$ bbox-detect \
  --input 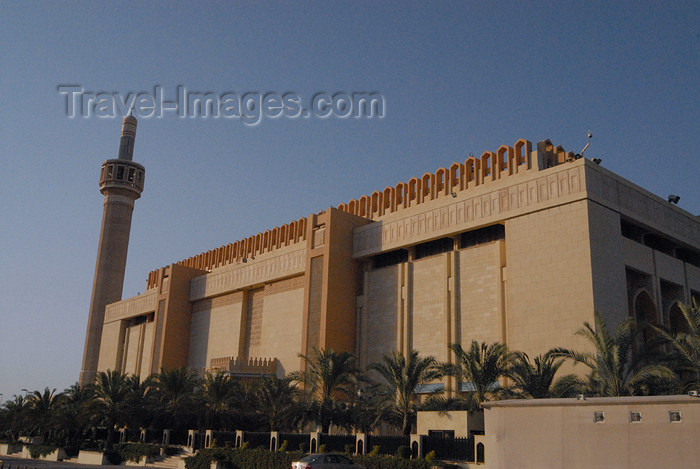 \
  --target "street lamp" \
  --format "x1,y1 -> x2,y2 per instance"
21,388 -> 29,397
